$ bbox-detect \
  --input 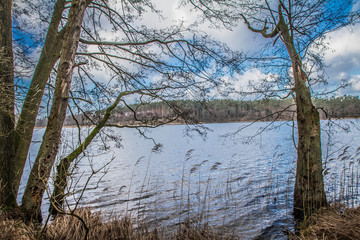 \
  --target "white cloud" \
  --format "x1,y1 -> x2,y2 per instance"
100,1 -> 360,97
318,23 -> 360,95
323,24 -> 360,75
207,68 -> 279,100
133,0 -> 263,52
351,75 -> 360,91
352,1 -> 360,12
